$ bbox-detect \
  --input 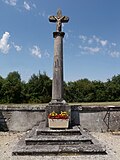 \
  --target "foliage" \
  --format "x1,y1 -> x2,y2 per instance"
0,72 -> 22,103
0,71 -> 120,103
64,75 -> 120,103
26,71 -> 52,103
